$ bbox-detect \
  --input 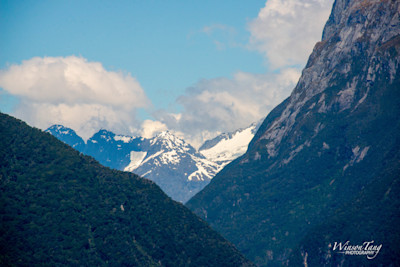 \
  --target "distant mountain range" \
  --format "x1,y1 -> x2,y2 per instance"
187,0 -> 400,266
0,112 -> 253,266
46,122 -> 260,202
